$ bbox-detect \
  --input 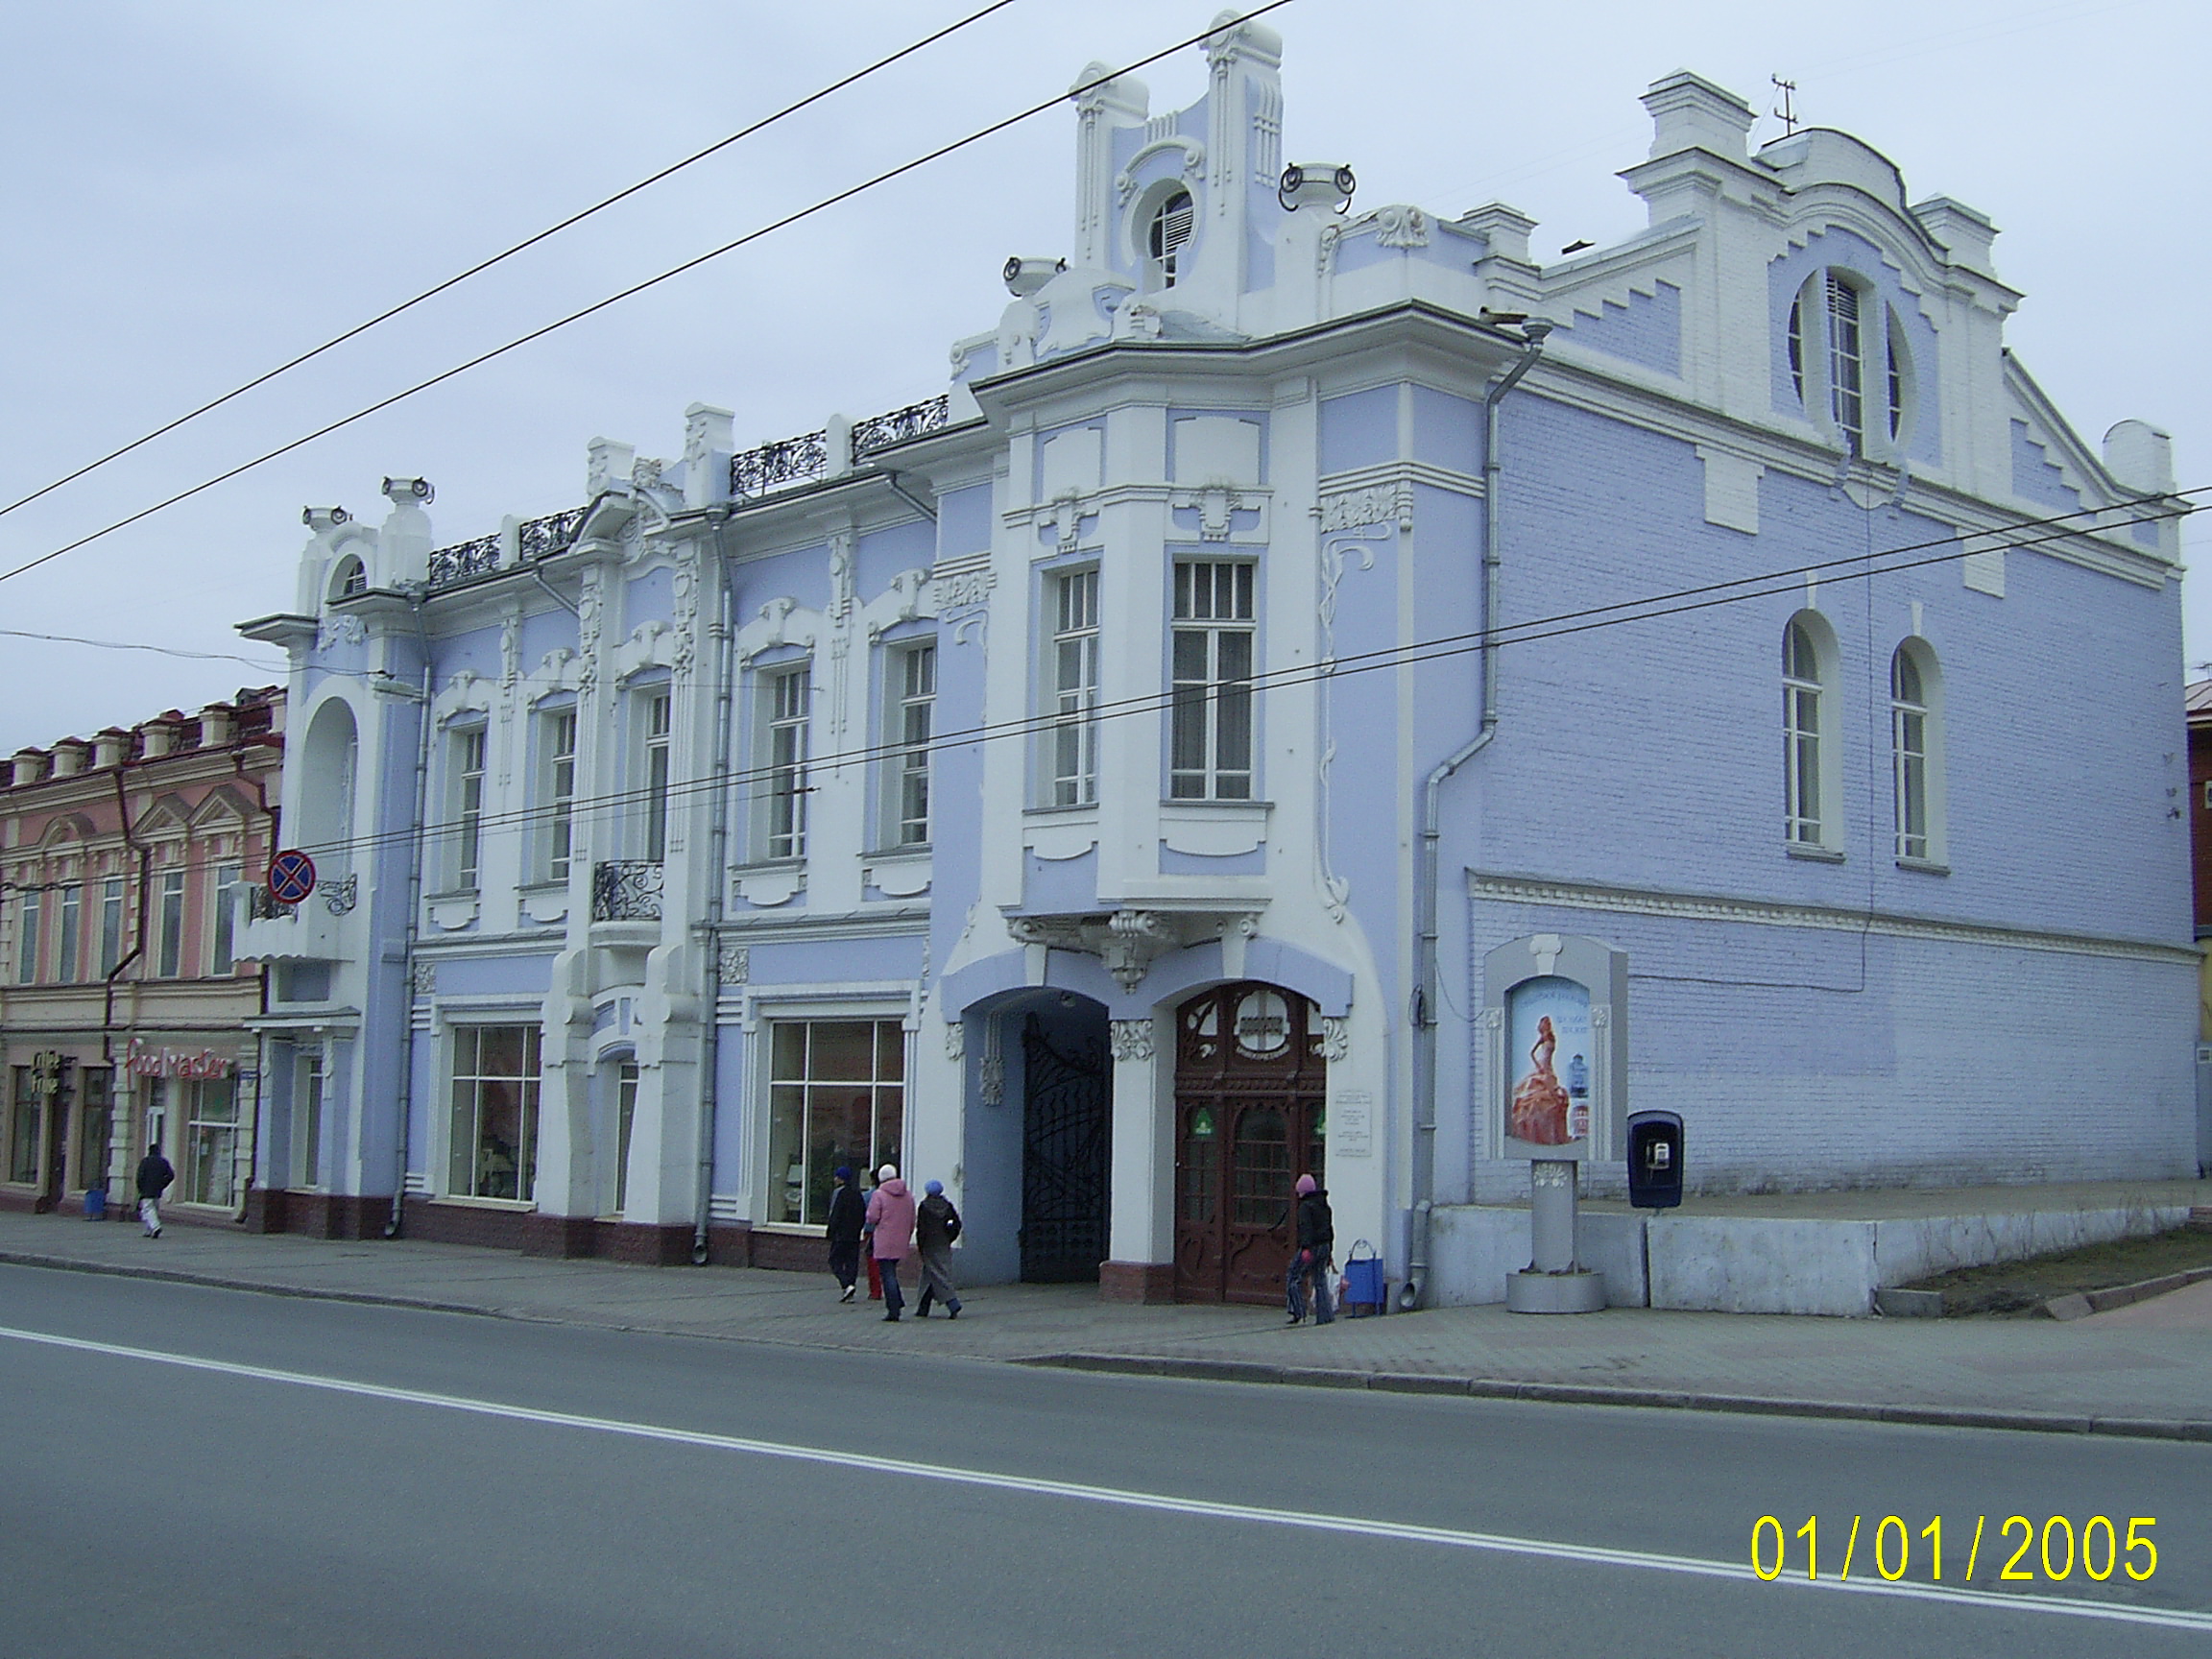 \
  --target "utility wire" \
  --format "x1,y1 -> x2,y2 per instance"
253,488 -> 2196,867
0,0 -> 1025,528
0,627 -> 287,670
0,1 -> 1297,590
